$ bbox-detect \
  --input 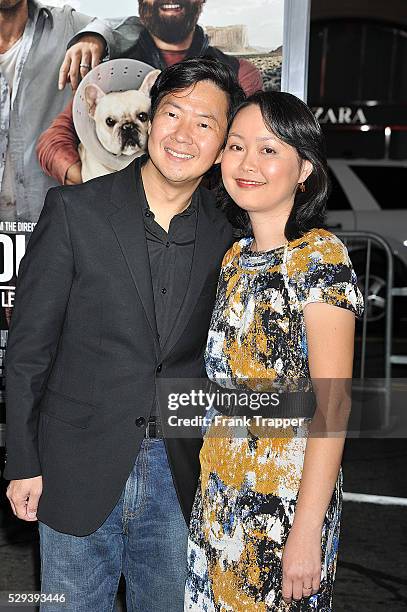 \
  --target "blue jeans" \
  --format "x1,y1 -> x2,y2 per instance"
38,439 -> 188,611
